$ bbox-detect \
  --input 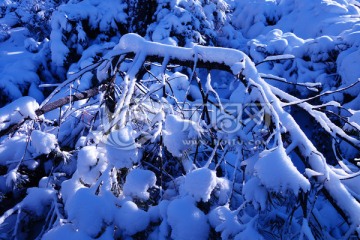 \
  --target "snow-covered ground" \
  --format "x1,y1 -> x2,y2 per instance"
0,0 -> 360,239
